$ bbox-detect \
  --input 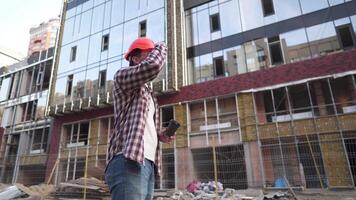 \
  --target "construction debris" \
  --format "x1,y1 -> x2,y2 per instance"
154,187 -> 297,200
